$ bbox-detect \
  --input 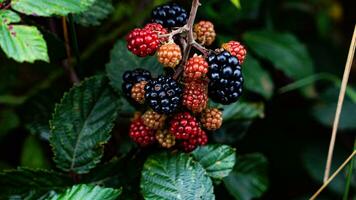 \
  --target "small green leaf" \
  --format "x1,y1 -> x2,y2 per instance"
50,75 -> 120,174
21,135 -> 50,169
74,0 -> 114,27
192,144 -> 236,180
222,101 -> 265,121
223,153 -> 269,200
106,40 -> 163,95
48,184 -> 121,200
230,0 -> 241,9
0,109 -> 19,139
0,10 -> 49,63
313,87 -> 356,130
11,0 -> 96,16
141,152 -> 215,200
243,54 -> 274,99
243,30 -> 314,80
0,168 -> 71,198
22,89 -> 61,141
